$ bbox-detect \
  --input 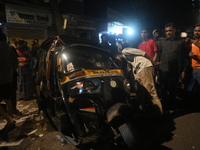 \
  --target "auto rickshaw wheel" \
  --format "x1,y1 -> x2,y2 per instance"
118,123 -> 144,150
